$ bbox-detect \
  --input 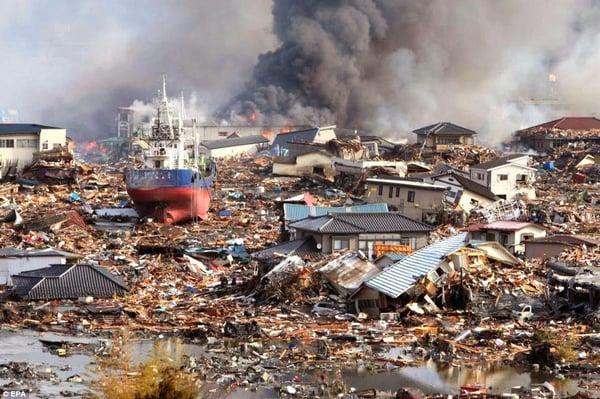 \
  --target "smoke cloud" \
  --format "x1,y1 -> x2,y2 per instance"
223,0 -> 600,144
3,1 -> 600,144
